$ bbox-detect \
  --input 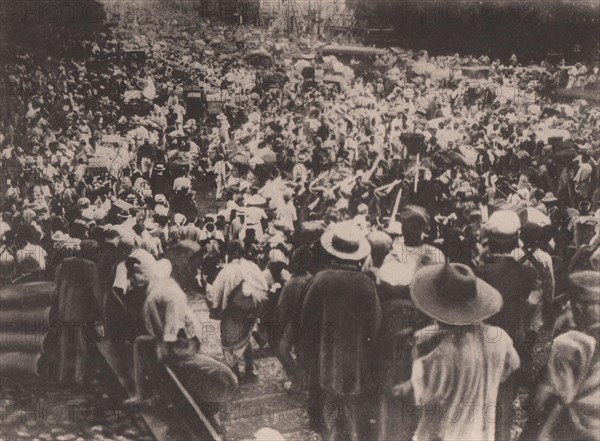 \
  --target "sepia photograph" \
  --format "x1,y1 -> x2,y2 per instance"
0,0 -> 599,440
